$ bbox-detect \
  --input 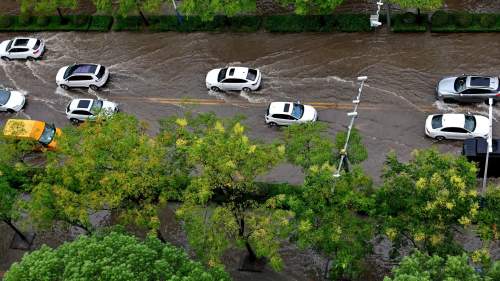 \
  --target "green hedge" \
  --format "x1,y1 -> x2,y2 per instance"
263,14 -> 370,32
0,15 -> 112,31
392,12 -> 428,32
431,12 -> 500,32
